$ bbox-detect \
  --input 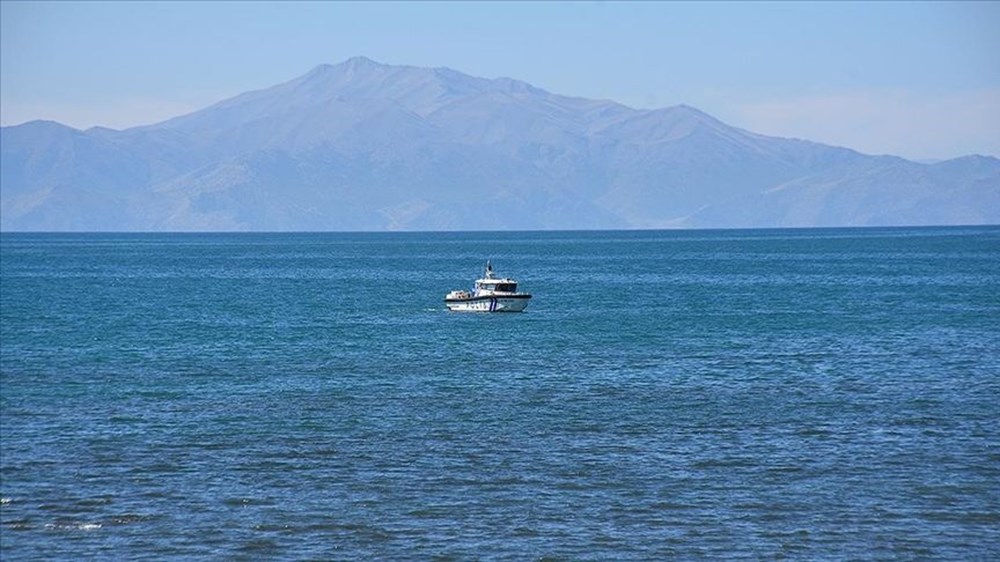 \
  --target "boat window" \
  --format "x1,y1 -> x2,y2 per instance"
497,283 -> 516,292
